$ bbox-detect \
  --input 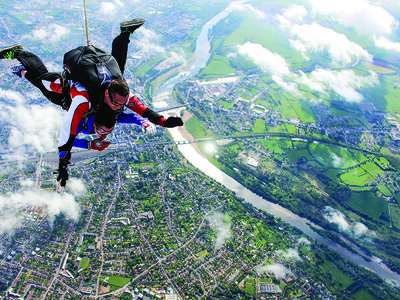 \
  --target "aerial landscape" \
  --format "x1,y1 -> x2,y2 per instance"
1,0 -> 400,299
